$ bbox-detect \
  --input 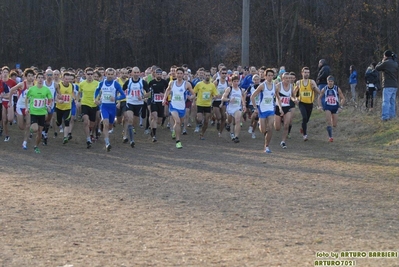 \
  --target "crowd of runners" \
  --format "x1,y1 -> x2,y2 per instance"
0,63 -> 346,153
